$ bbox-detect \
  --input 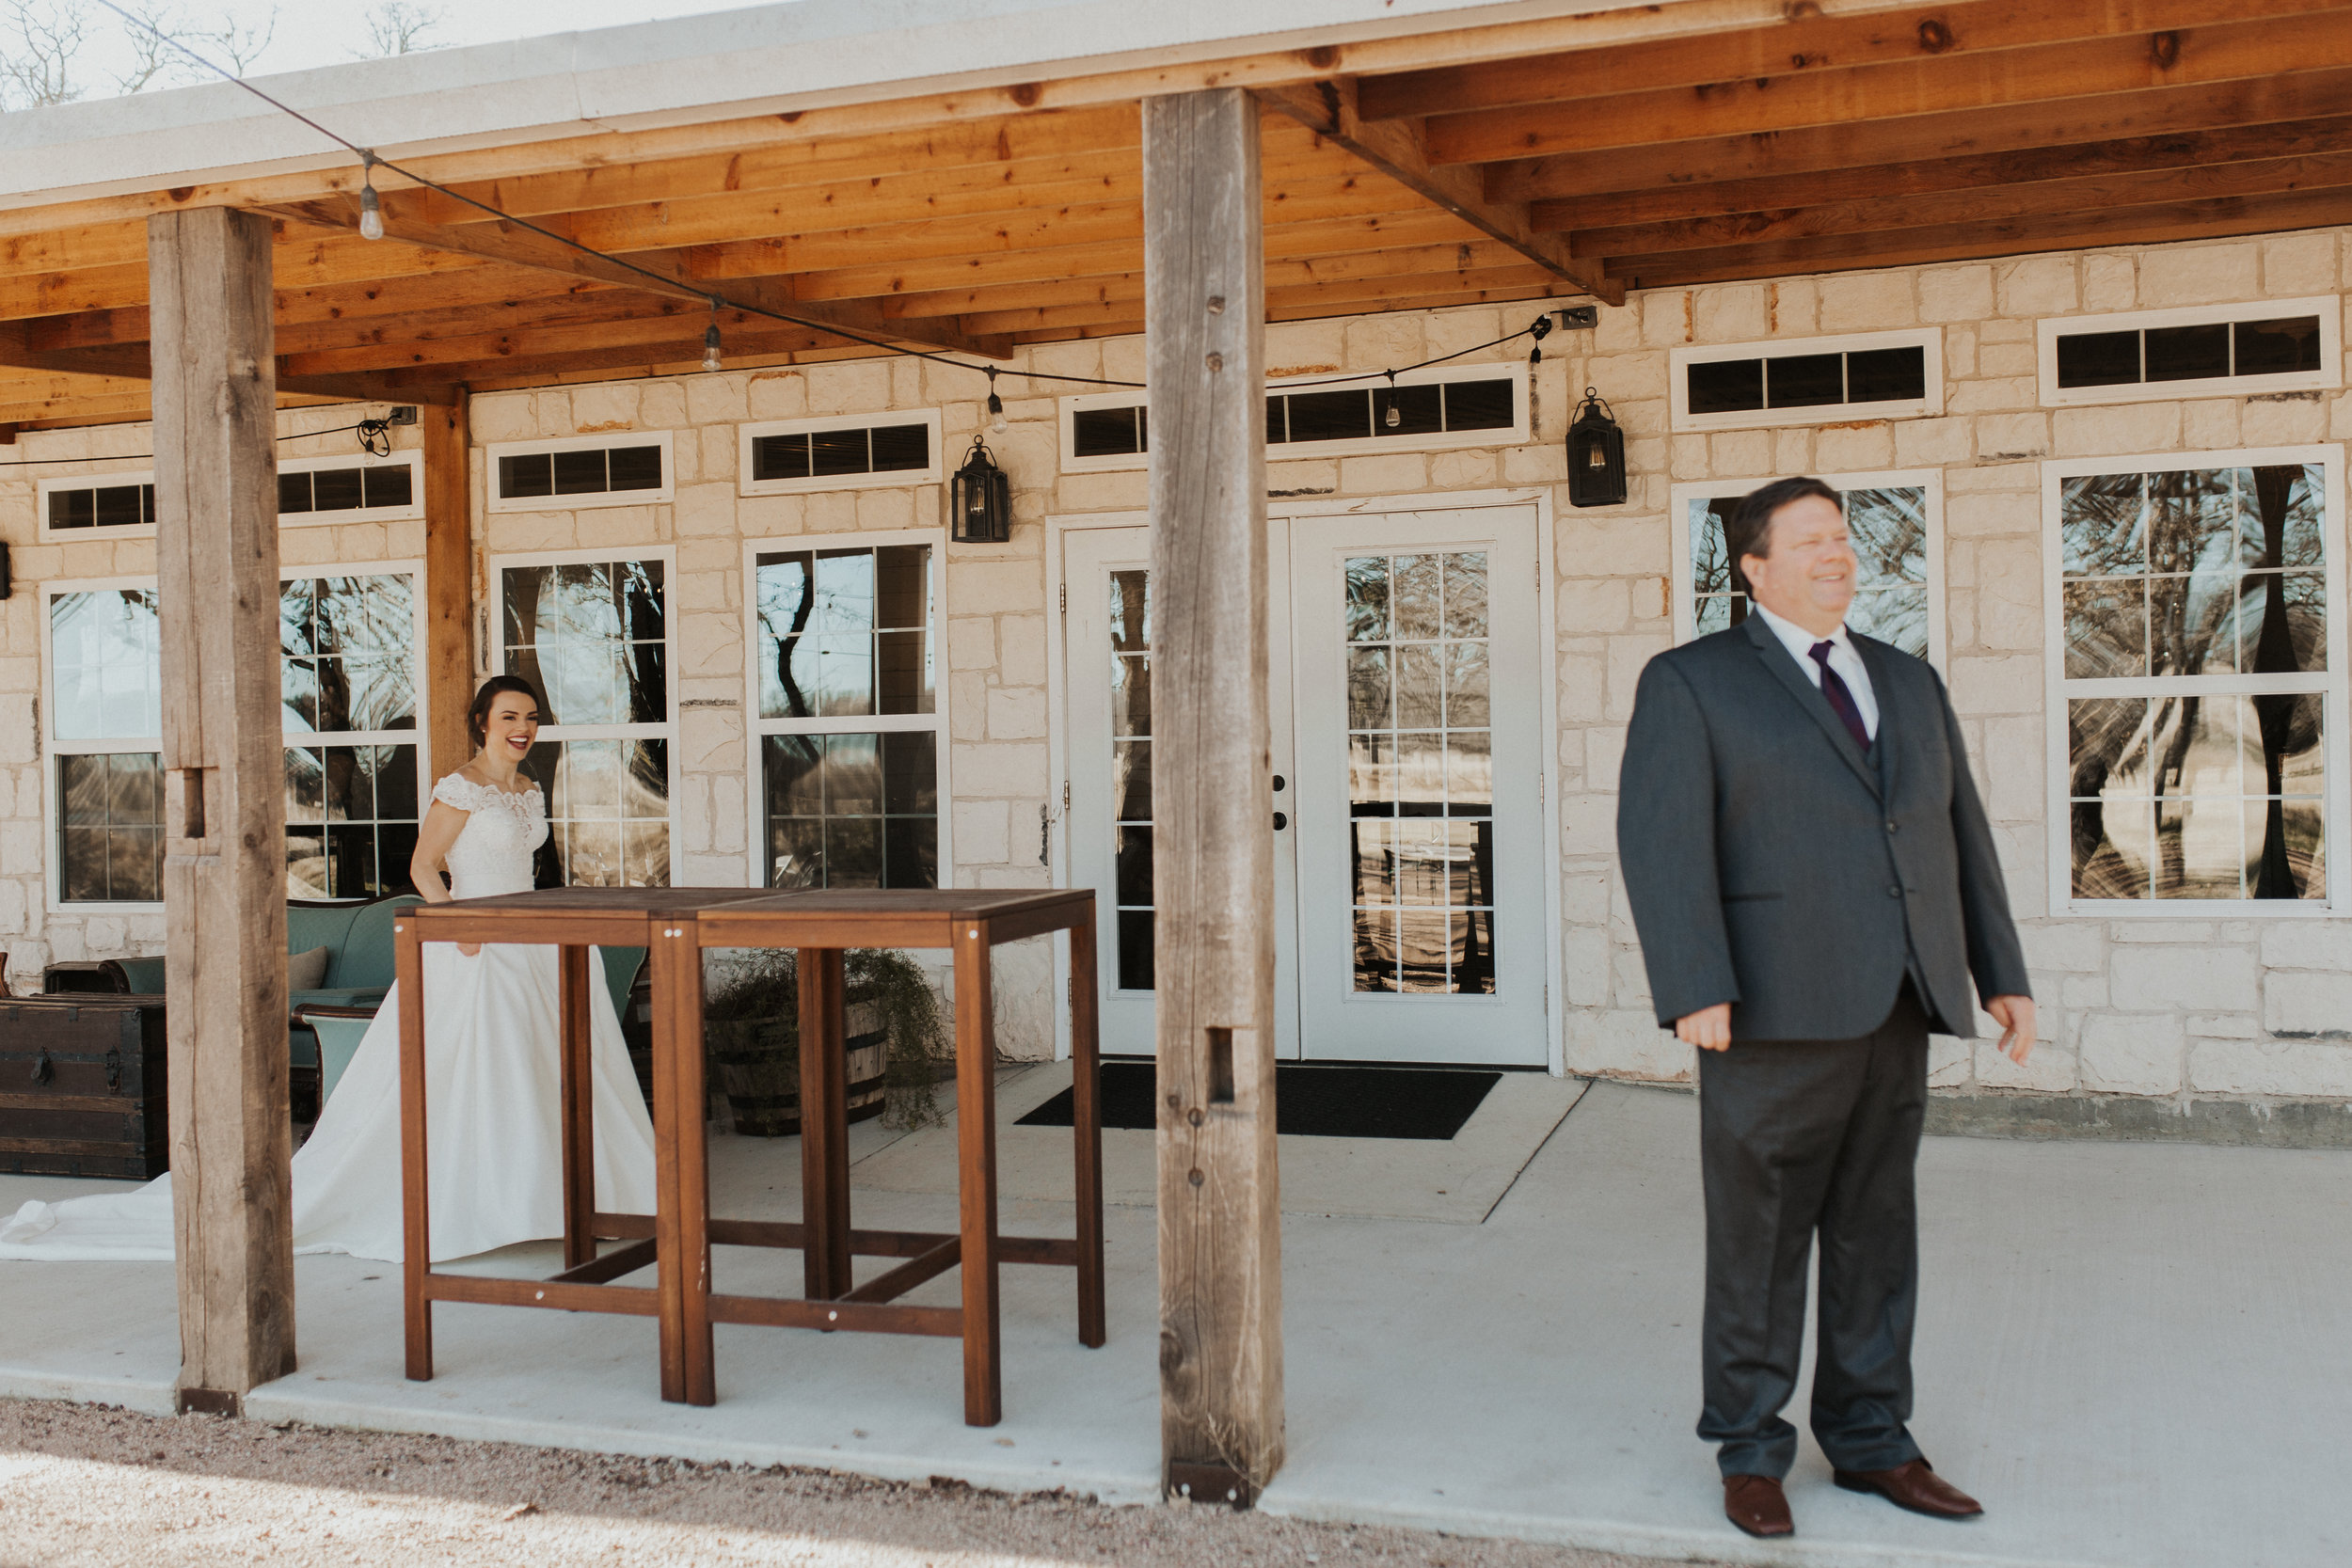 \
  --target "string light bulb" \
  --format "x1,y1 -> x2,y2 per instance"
1526,311 -> 1553,368
1382,371 -> 1401,428
357,153 -> 384,241
985,367 -> 1007,435
702,299 -> 723,373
